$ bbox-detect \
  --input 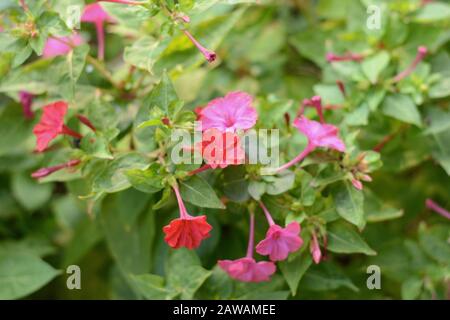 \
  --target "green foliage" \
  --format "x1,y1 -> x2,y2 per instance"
0,0 -> 448,300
